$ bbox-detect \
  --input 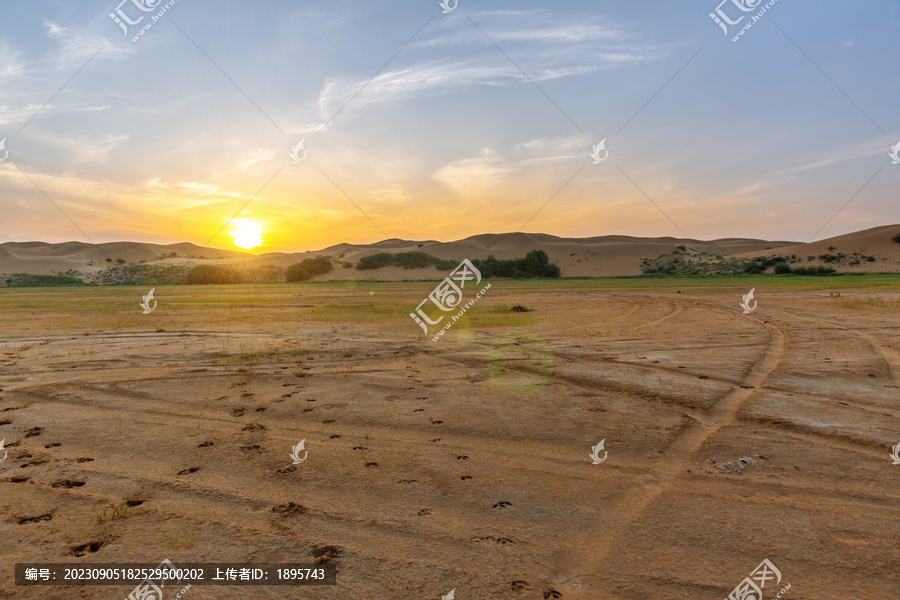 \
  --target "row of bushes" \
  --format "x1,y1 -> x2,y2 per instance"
470,250 -> 560,278
183,258 -> 336,284
286,257 -> 333,282
355,251 -> 458,271
353,250 -> 561,279
773,264 -> 837,276
185,265 -> 244,284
